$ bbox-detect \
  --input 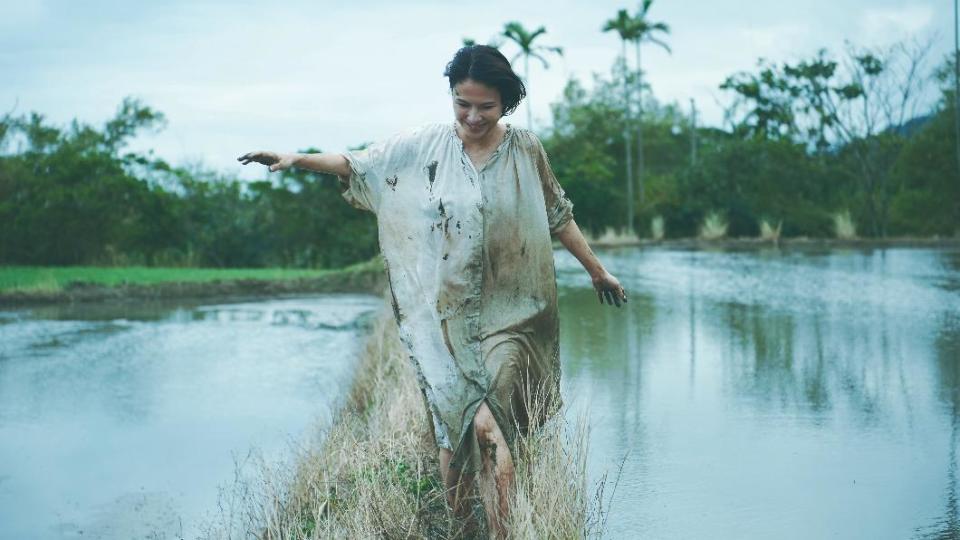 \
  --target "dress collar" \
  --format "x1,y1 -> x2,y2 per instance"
449,122 -> 514,154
